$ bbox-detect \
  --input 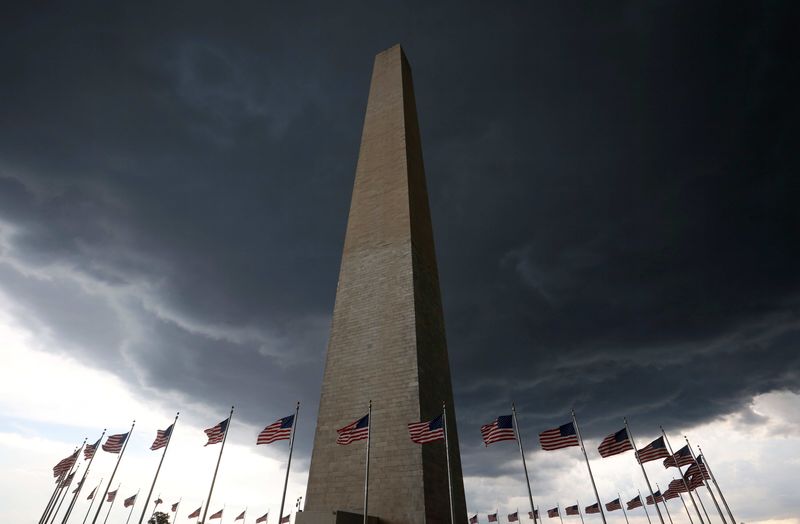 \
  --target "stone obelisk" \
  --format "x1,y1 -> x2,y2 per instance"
298,45 -> 467,524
